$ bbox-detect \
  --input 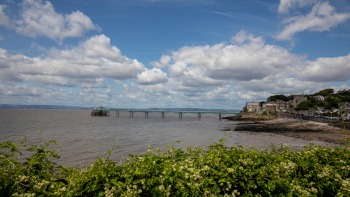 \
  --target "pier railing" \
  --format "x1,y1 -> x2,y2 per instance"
111,110 -> 239,120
